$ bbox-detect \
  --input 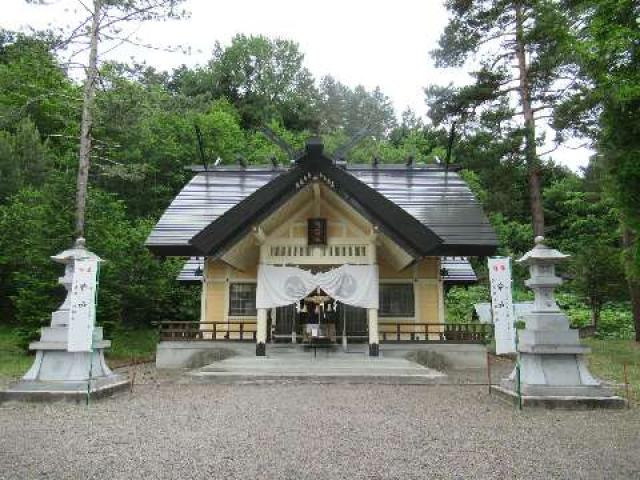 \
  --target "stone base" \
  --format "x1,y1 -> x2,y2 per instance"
0,374 -> 129,404
493,383 -> 626,409
3,324 -> 129,404
24,326 -> 114,382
